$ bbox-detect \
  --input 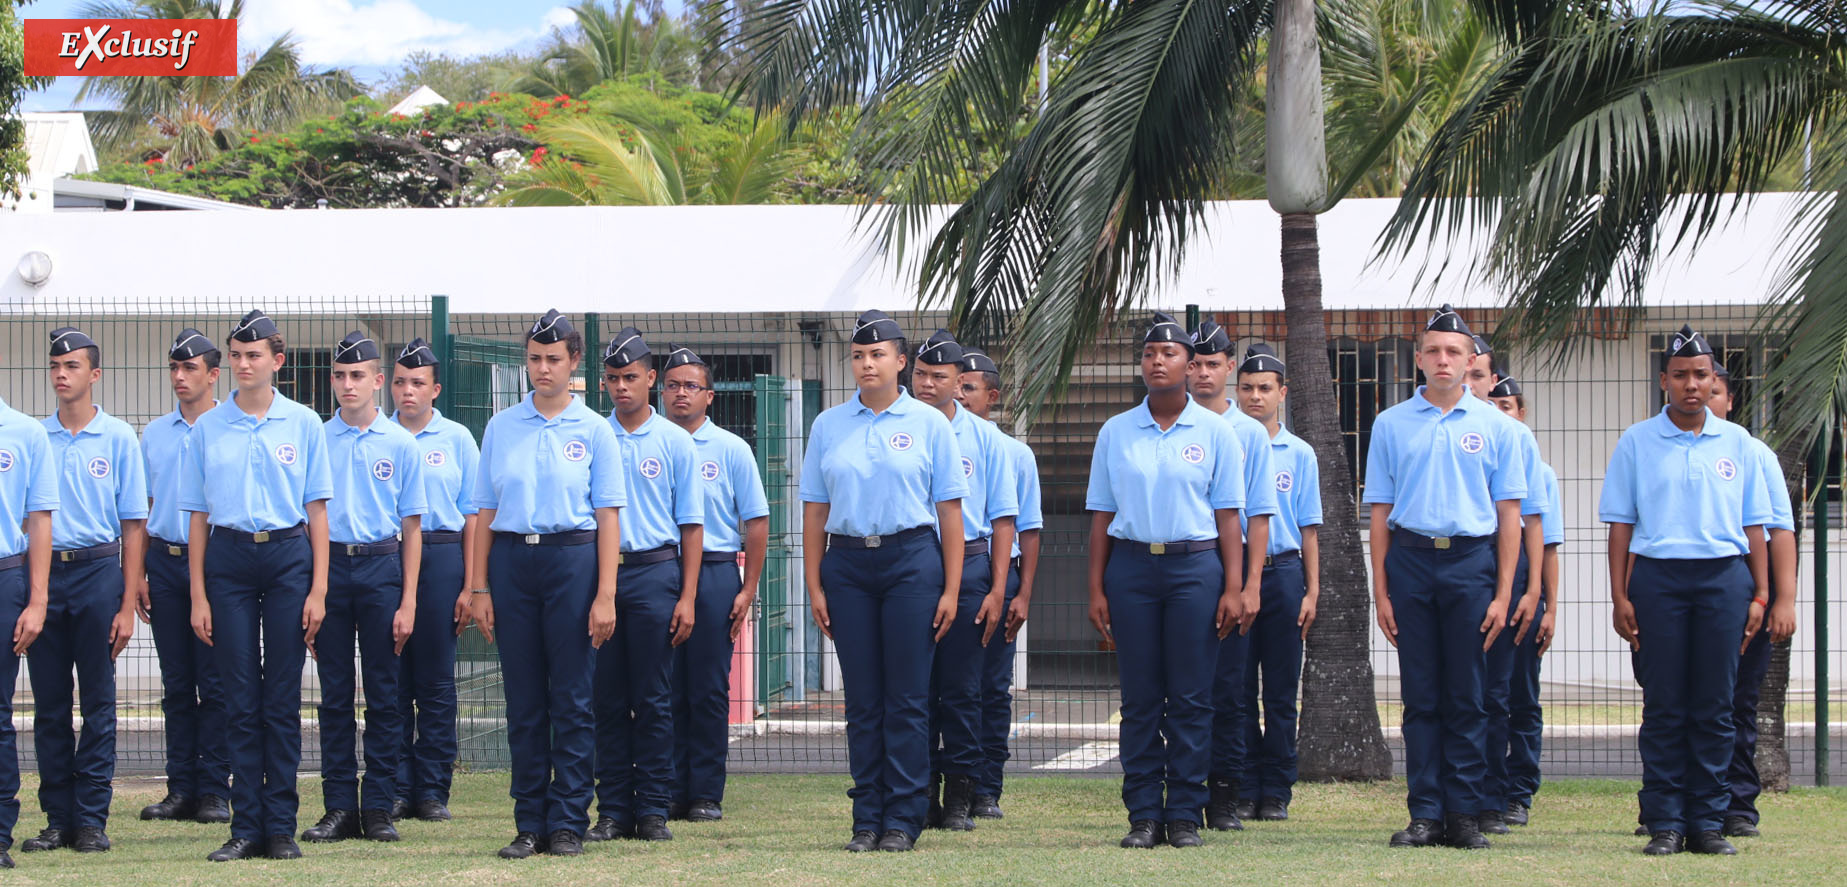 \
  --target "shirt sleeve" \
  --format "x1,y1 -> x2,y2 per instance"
396,436 -> 431,519
981,424 -> 1018,522
456,428 -> 482,517
1755,441 -> 1794,532
1540,465 -> 1565,546
732,438 -> 770,522
588,419 -> 628,510
798,411 -> 829,505
113,424 -> 150,521
1488,418 -> 1529,502
1013,443 -> 1044,532
671,433 -> 705,527
25,424 -> 59,514
929,415 -> 970,504
1516,429 -> 1547,515
1084,421 -> 1116,513
1360,415 -> 1396,505
1240,422 -> 1279,518
1208,421 -> 1246,511
1597,431 -> 1638,524
177,424 -> 208,515
472,421 -> 500,512
300,413 -> 335,505
1295,443 -> 1324,528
